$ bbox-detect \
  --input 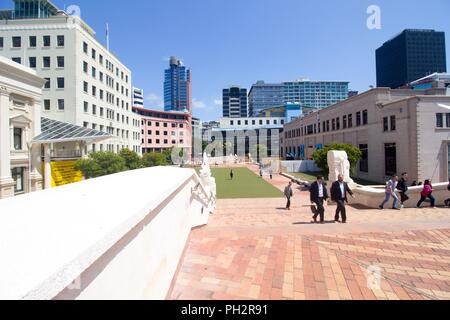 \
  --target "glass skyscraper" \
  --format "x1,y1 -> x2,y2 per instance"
248,81 -> 284,117
283,79 -> 349,109
376,29 -> 447,89
164,56 -> 192,113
